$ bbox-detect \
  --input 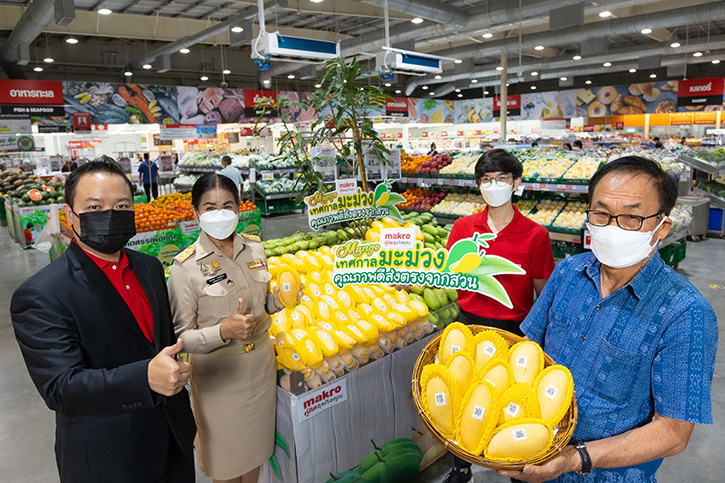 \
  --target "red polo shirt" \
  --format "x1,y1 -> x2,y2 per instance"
446,206 -> 554,321
76,241 -> 155,343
